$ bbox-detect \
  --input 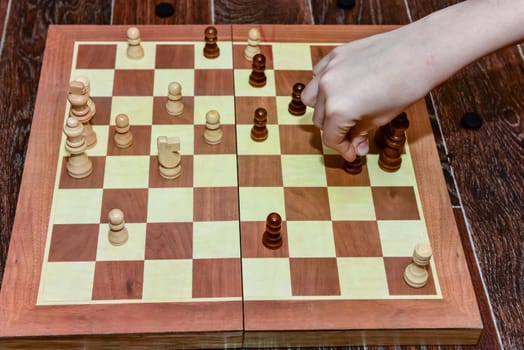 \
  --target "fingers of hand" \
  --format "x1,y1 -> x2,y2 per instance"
348,123 -> 372,157
302,76 -> 319,107
312,93 -> 326,129
312,52 -> 333,76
